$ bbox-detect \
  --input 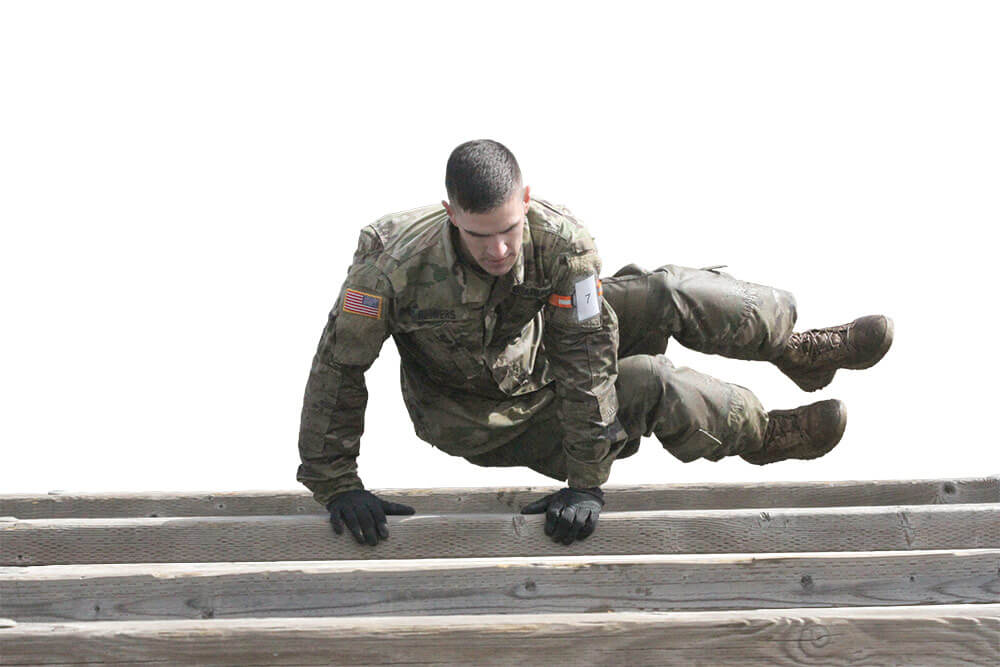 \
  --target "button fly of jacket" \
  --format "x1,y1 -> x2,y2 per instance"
484,309 -> 497,346
441,318 -> 486,379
